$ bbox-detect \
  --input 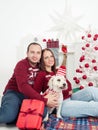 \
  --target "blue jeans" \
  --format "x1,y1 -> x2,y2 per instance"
0,90 -> 25,123
0,90 -> 47,123
61,87 -> 98,117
